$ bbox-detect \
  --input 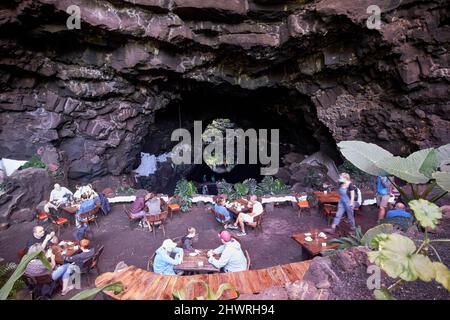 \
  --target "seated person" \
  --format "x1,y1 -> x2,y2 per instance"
385,202 -> 413,220
74,198 -> 100,240
62,239 -> 95,273
207,231 -> 247,272
49,184 -> 73,207
230,195 -> 263,236
213,197 -> 233,226
24,244 -> 76,296
74,184 -> 98,201
145,193 -> 161,216
153,239 -> 184,275
181,227 -> 198,251
25,226 -> 55,251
